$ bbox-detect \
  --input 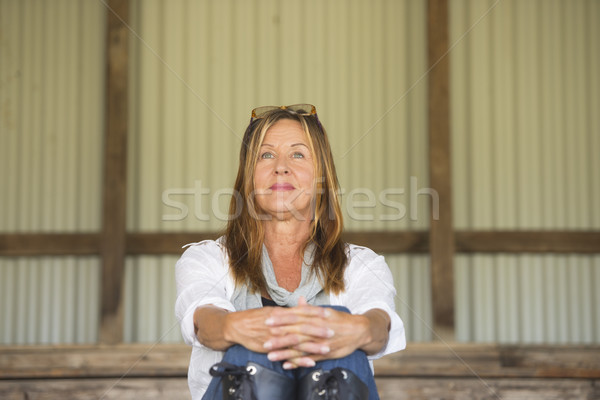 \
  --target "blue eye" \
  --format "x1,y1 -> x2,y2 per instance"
261,152 -> 274,159
292,152 -> 304,159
